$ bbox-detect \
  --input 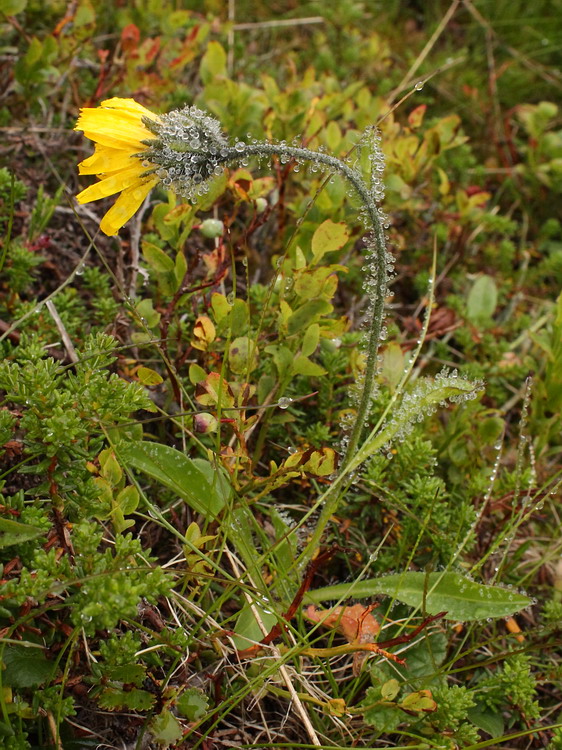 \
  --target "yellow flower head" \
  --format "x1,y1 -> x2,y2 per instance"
74,97 -> 161,236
